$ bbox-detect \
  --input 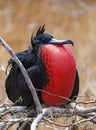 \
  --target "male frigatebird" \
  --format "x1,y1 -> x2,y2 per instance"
5,26 -> 79,107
